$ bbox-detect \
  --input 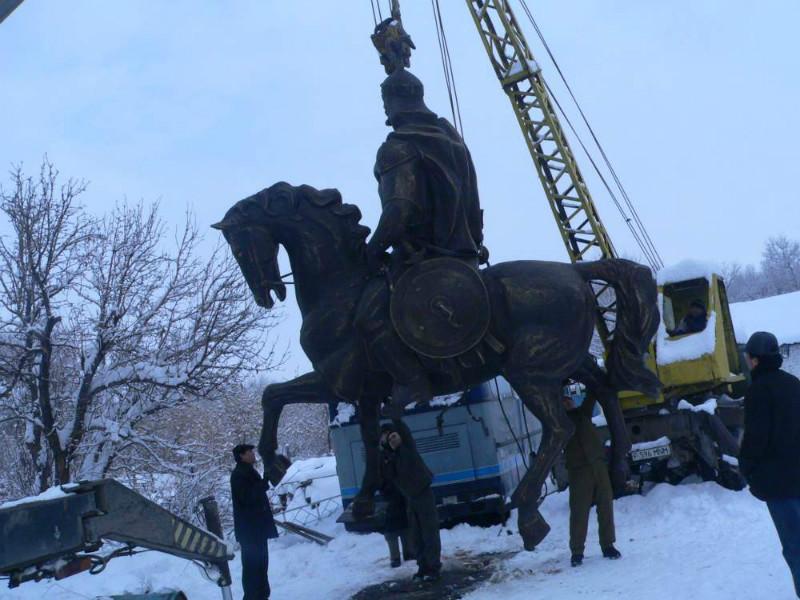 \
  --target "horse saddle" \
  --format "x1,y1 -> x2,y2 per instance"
390,257 -> 491,359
